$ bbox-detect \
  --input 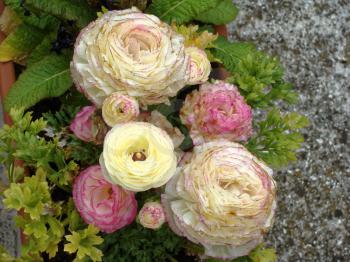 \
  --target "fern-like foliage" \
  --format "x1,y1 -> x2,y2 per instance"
227,52 -> 298,108
211,37 -> 298,108
195,0 -> 239,25
148,0 -> 221,24
246,108 -> 309,168
4,54 -> 72,111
